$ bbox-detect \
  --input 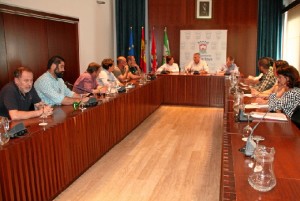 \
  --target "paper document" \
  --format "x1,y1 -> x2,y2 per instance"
244,94 -> 253,98
245,104 -> 269,109
250,112 -> 288,121
239,82 -> 248,87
